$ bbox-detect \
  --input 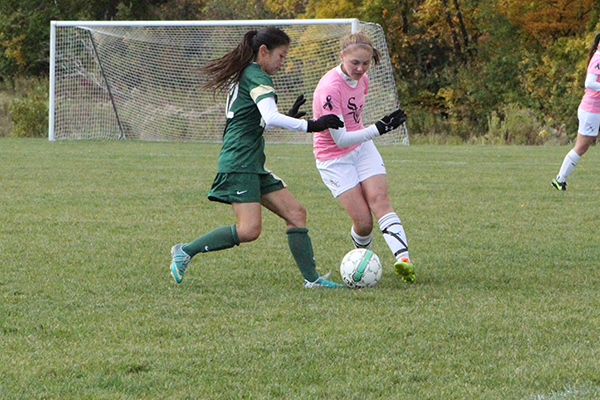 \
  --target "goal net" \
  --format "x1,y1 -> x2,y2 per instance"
49,19 -> 408,144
